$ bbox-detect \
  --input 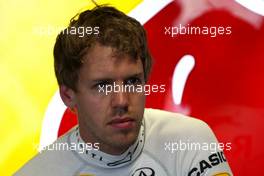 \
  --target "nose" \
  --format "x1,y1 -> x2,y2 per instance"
111,88 -> 129,112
